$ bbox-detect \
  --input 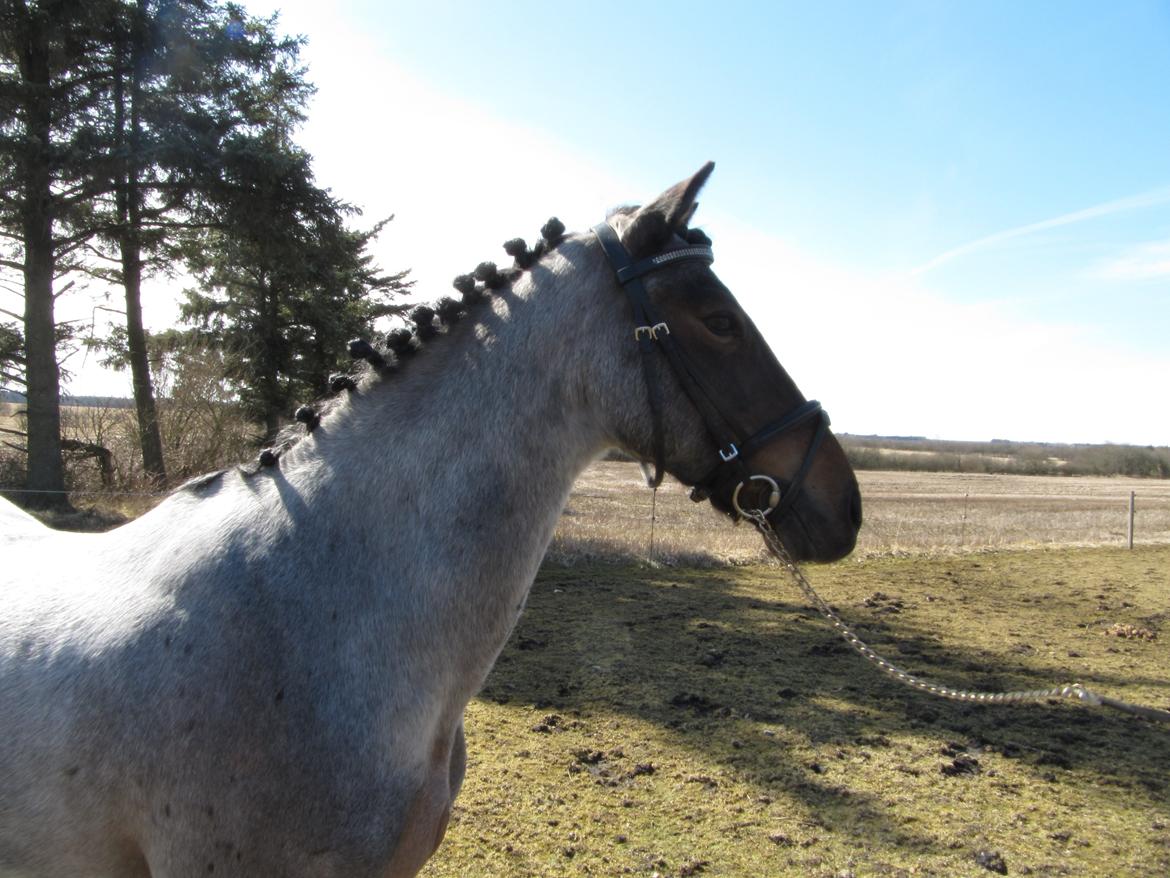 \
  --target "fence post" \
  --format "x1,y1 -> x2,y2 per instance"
648,485 -> 657,563
1127,491 -> 1135,549
959,492 -> 969,546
